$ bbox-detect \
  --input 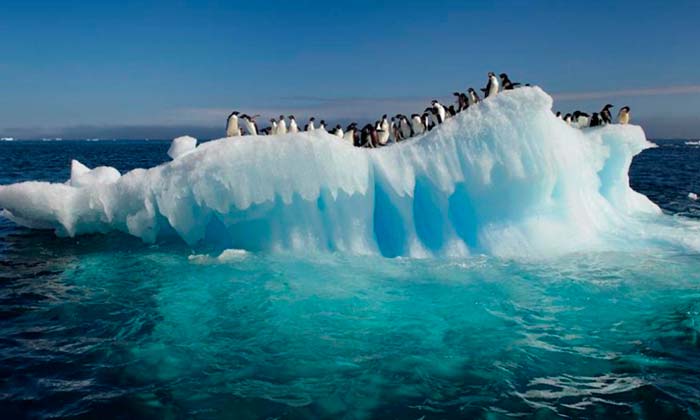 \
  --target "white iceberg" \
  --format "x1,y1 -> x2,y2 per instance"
1,87 -> 697,258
